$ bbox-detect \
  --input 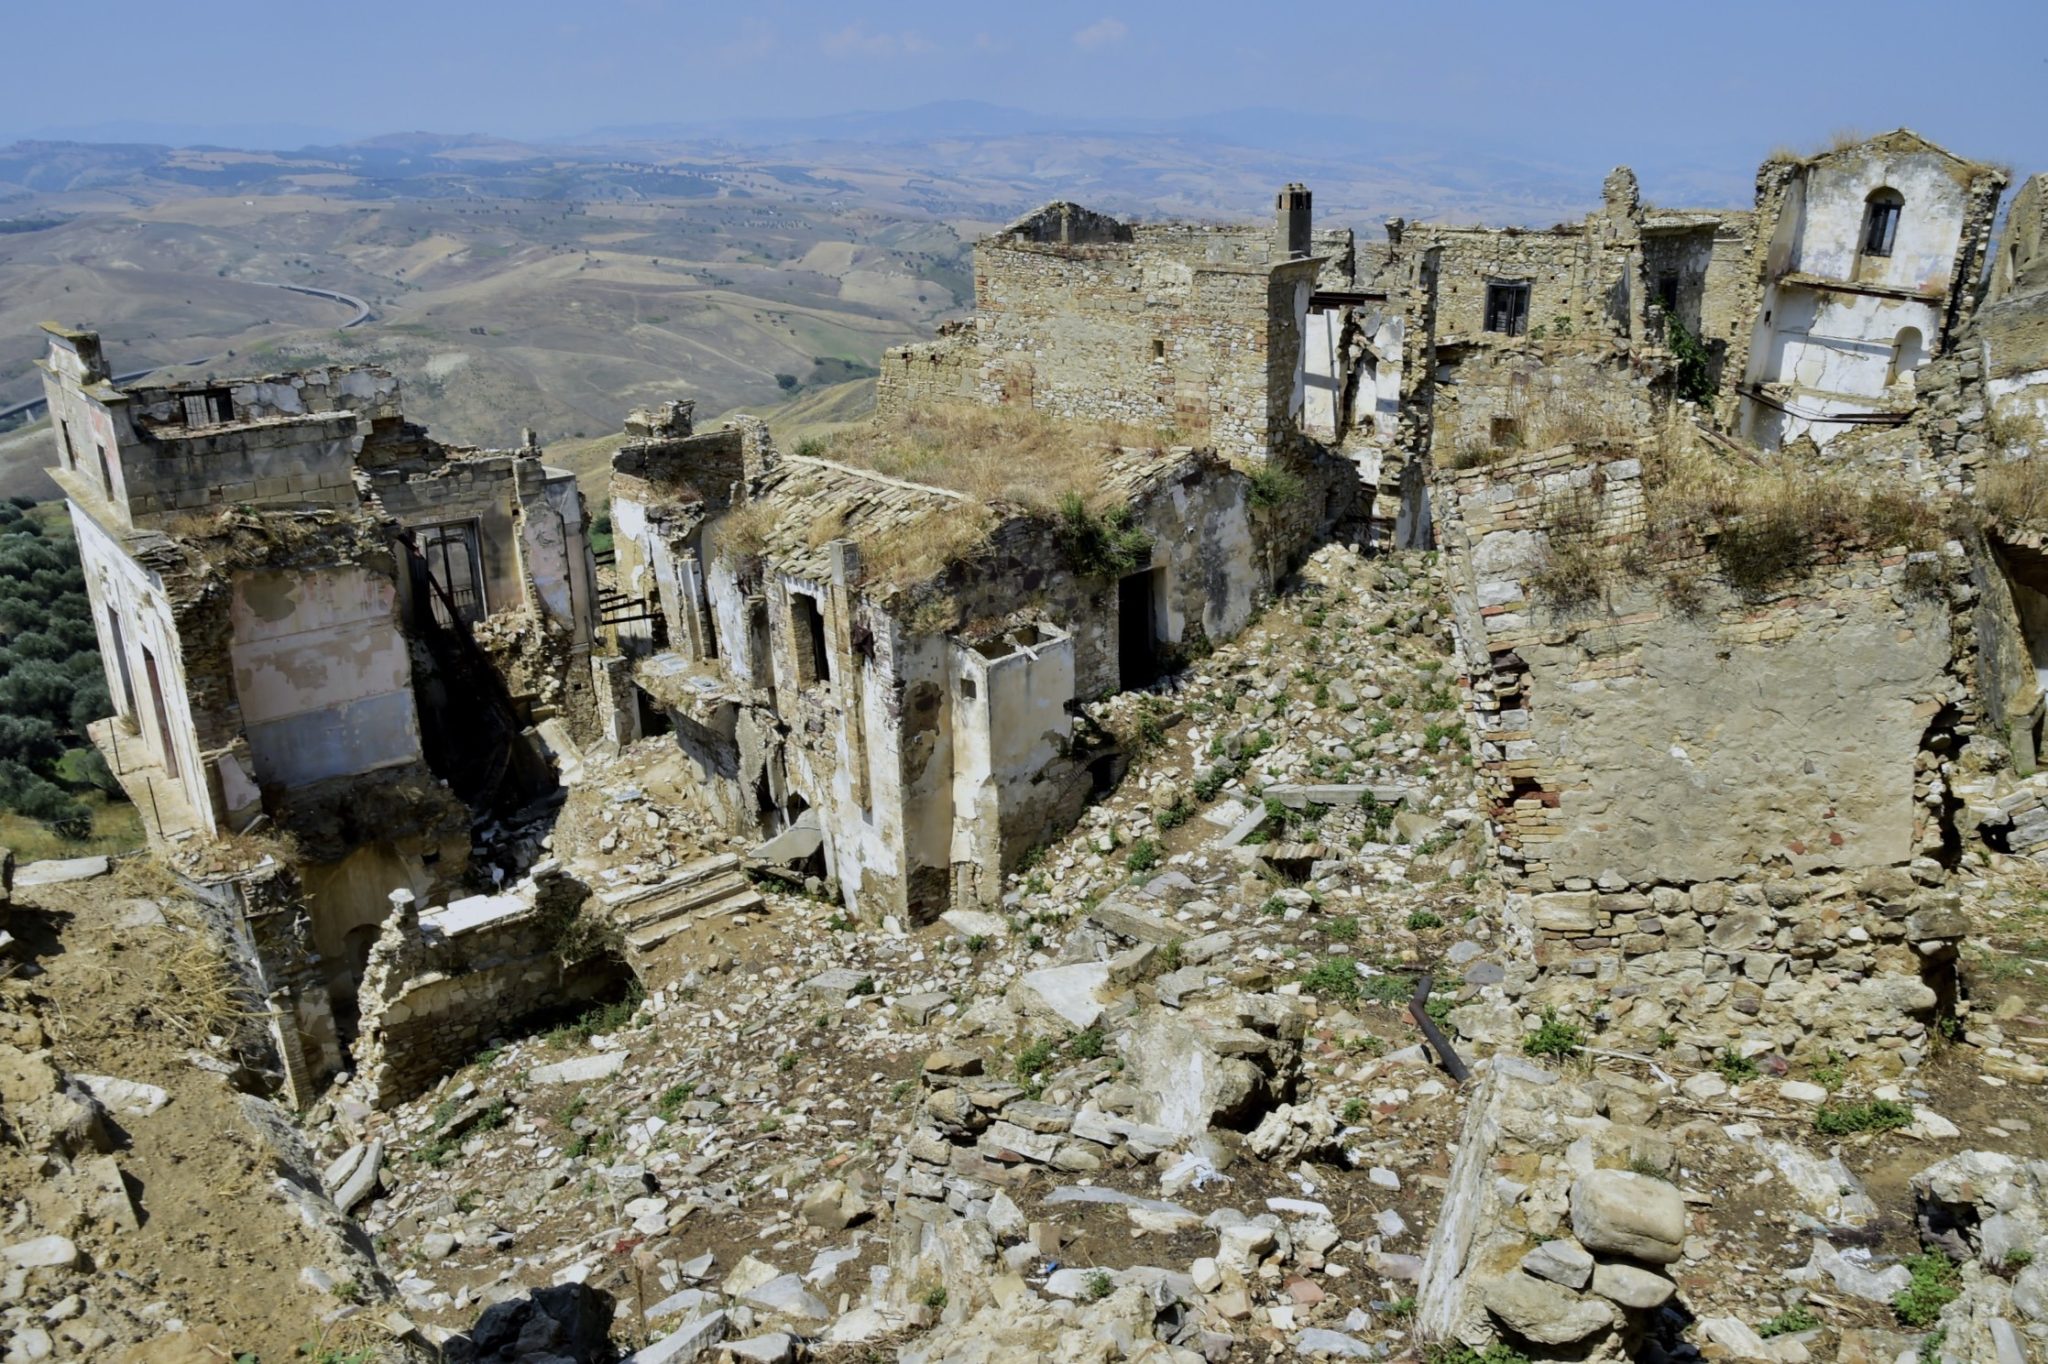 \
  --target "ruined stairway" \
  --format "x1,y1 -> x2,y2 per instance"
599,852 -> 764,953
